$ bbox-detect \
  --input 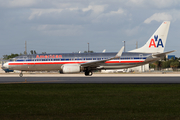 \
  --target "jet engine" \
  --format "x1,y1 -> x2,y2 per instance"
60,64 -> 81,74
